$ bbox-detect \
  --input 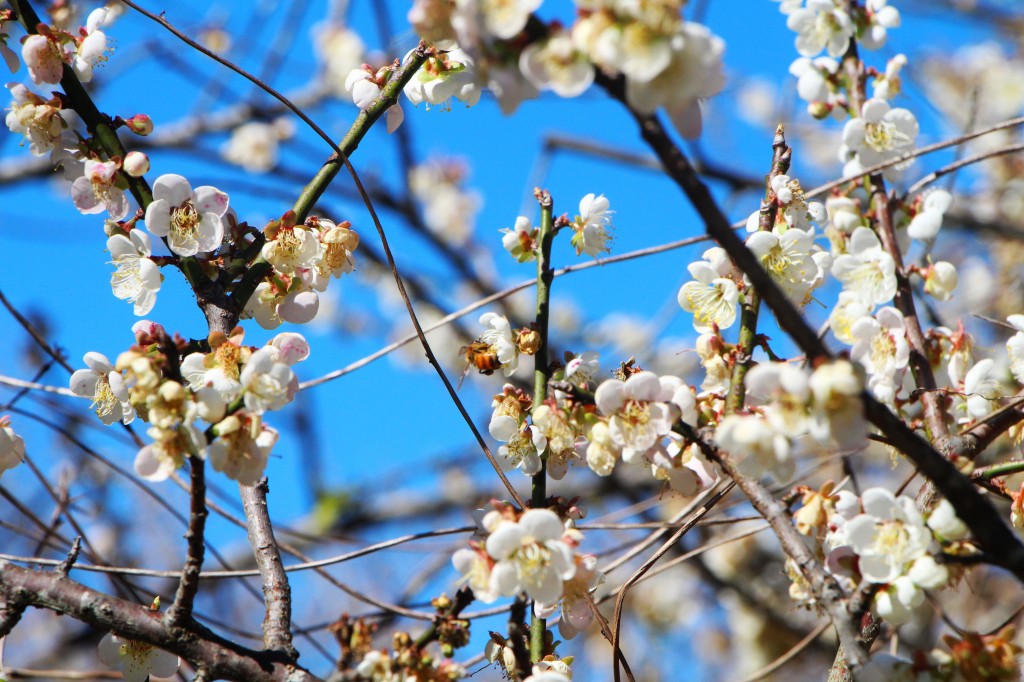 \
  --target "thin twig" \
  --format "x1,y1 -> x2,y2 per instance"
165,456 -> 208,629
